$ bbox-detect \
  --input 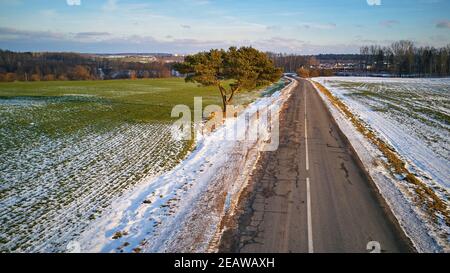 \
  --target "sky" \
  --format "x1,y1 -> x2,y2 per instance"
0,0 -> 449,54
